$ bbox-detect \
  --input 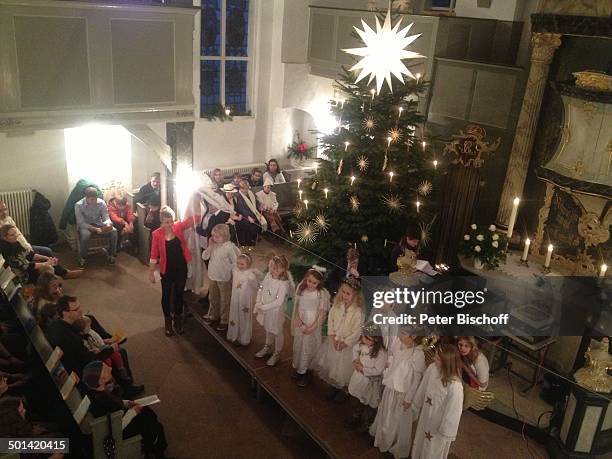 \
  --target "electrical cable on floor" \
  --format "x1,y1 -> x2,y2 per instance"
506,366 -> 539,459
